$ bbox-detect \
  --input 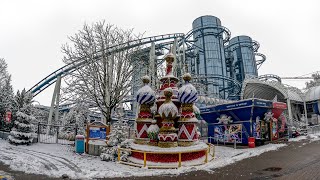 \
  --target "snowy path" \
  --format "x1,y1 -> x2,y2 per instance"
0,138 -> 288,179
